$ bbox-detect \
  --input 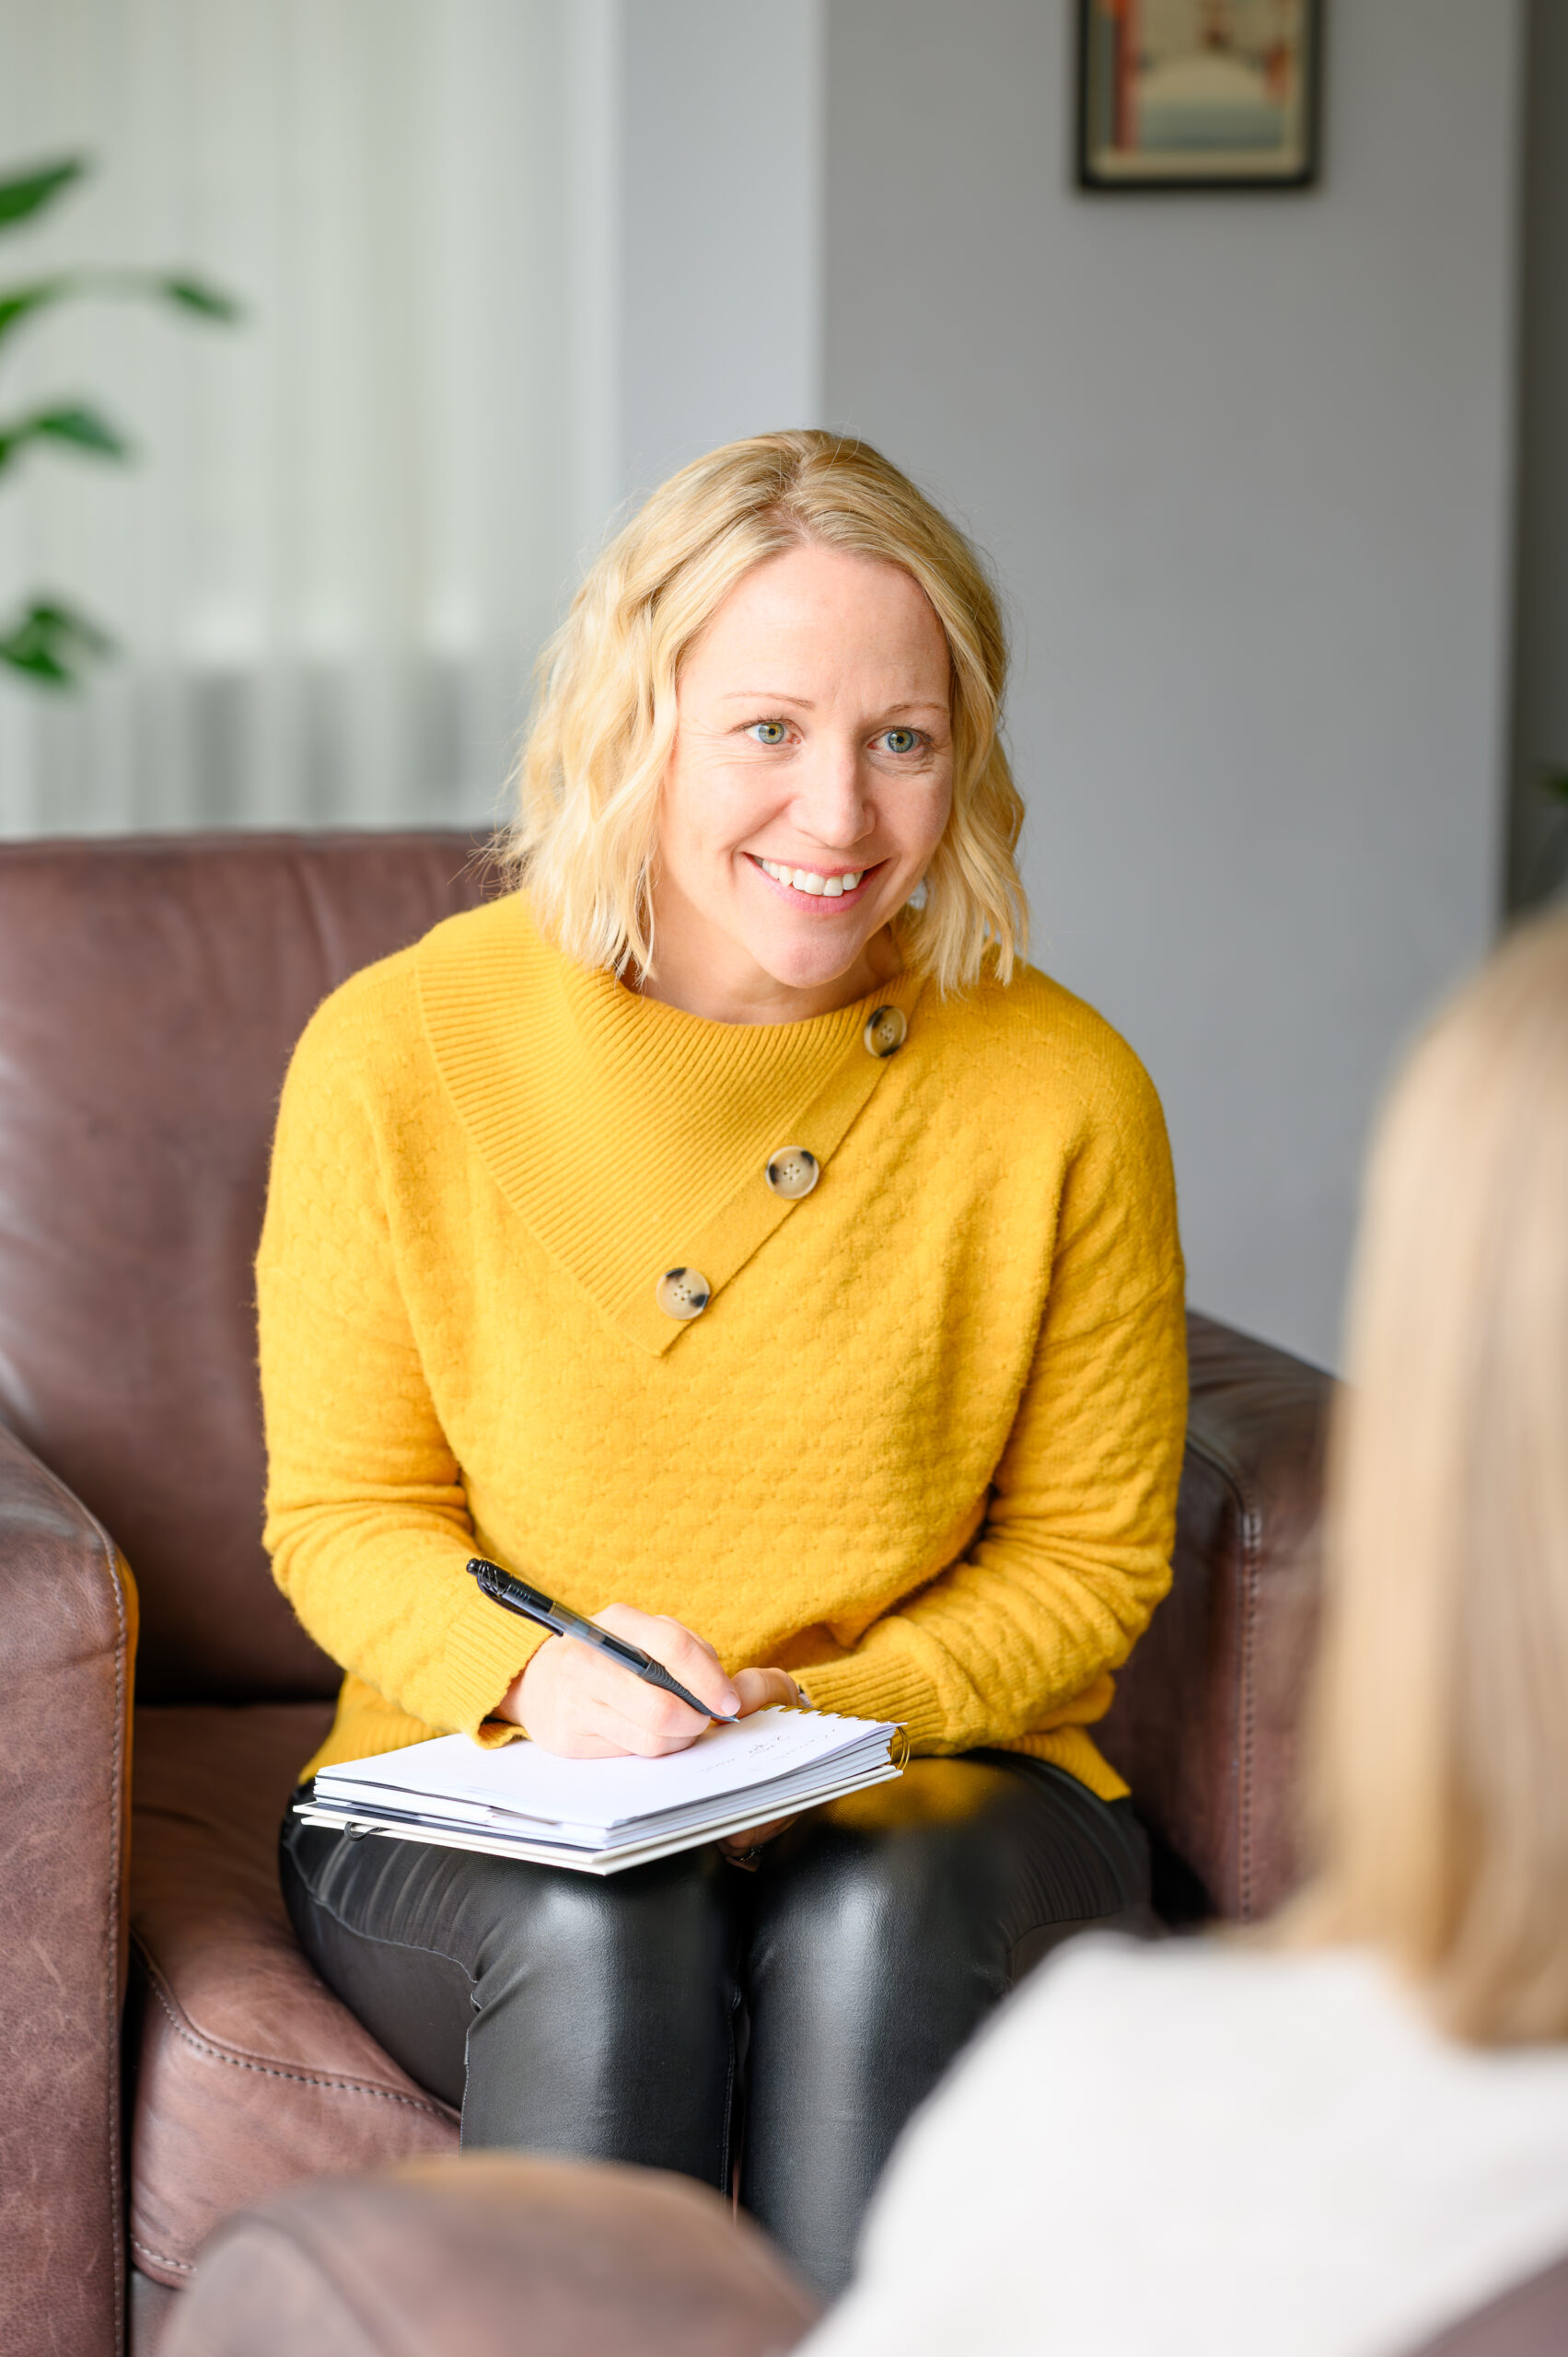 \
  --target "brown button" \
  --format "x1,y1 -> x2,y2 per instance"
764,1147 -> 819,1201
864,1004 -> 907,1058
656,1267 -> 711,1320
